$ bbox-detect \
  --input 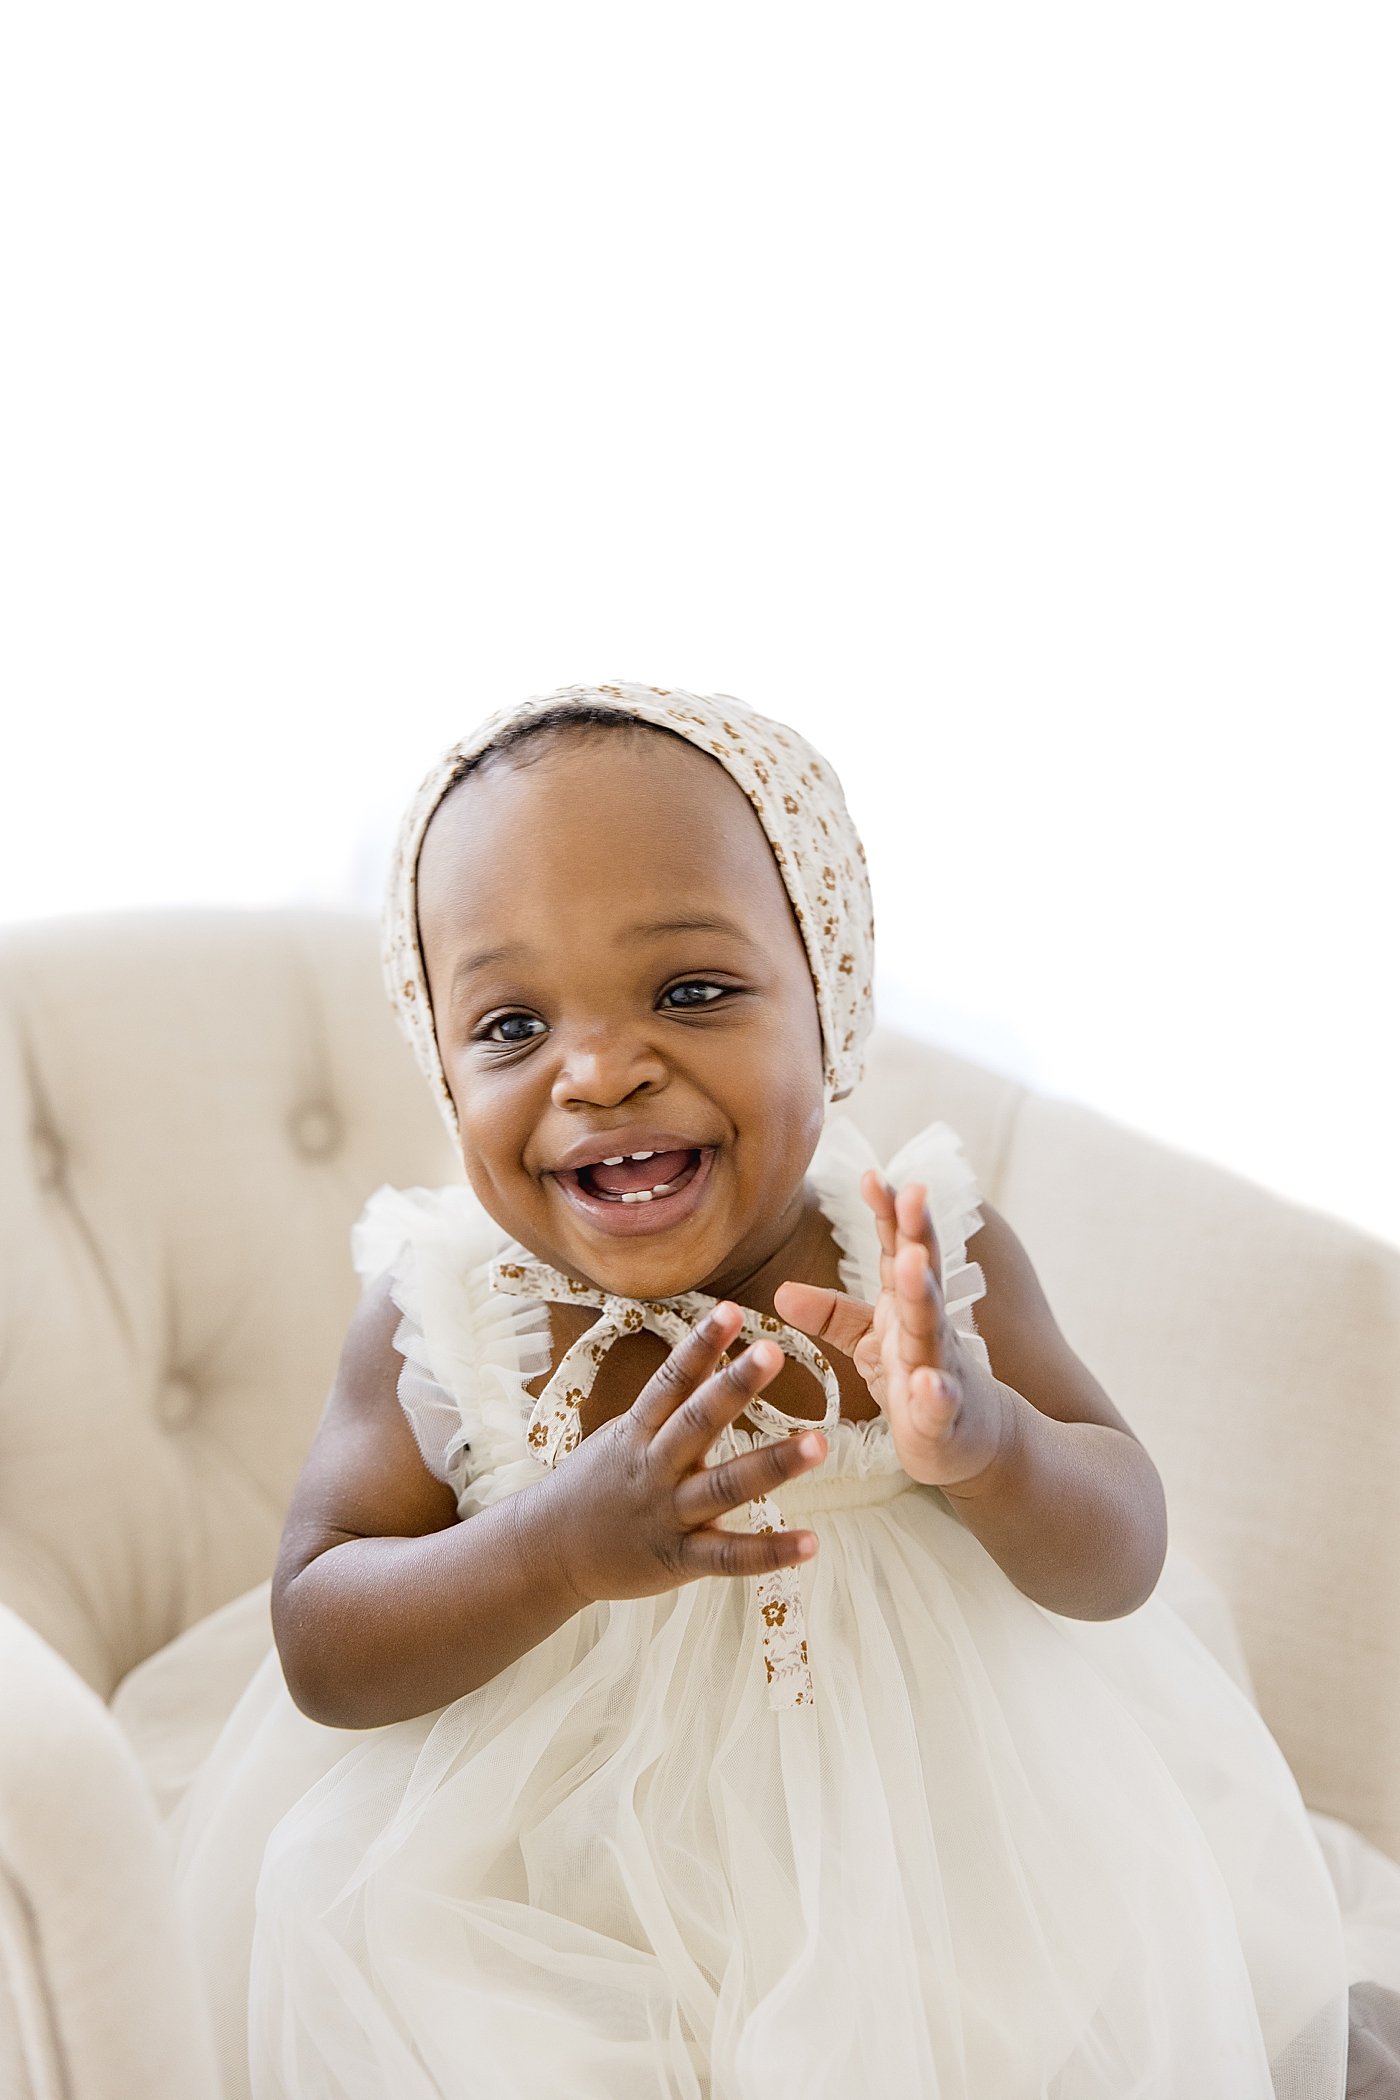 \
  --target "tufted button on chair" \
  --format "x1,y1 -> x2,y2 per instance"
156,1371 -> 200,1433
2,907 -> 1399,2100
289,1101 -> 342,1159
